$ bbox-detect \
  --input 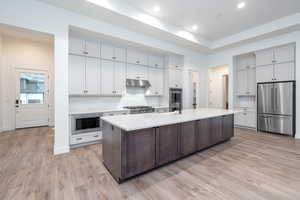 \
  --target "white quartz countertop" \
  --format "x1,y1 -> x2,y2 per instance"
69,108 -> 129,115
101,108 -> 240,131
